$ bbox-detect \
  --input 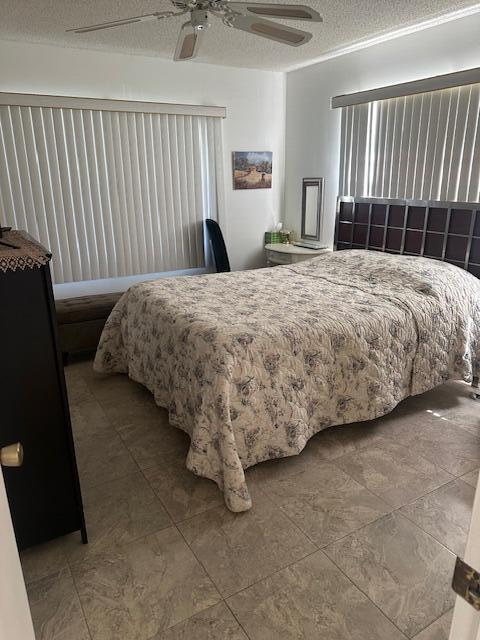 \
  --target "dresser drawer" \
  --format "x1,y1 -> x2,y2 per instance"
265,246 -> 331,266
266,249 -> 292,265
